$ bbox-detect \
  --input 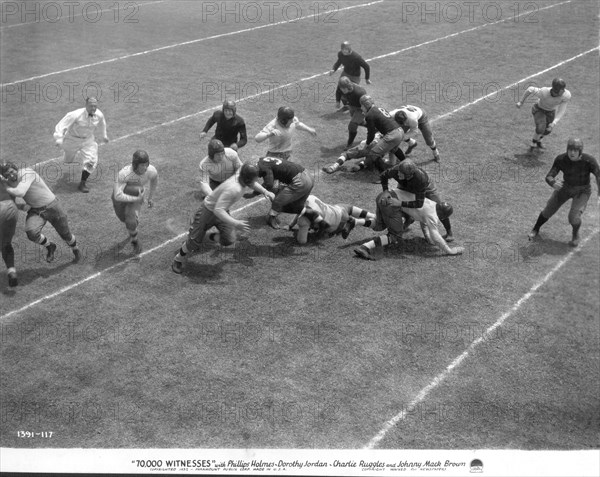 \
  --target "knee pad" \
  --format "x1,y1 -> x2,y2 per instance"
26,230 -> 41,242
